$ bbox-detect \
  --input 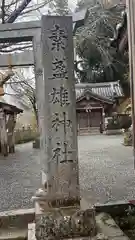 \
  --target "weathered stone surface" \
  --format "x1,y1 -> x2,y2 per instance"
28,223 -> 36,240
0,208 -> 35,229
40,15 -> 80,206
0,228 -> 27,240
28,223 -> 94,240
0,50 -> 34,67
96,213 -> 129,239
35,207 -> 96,240
95,201 -> 131,216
